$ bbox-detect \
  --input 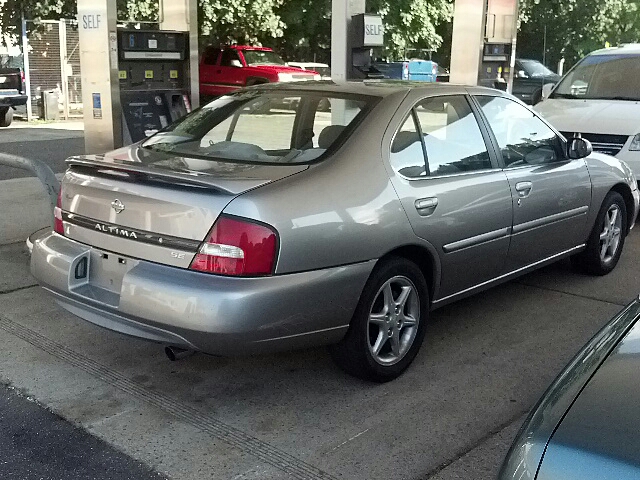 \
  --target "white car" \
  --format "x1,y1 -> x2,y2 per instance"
287,62 -> 331,80
536,44 -> 640,181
